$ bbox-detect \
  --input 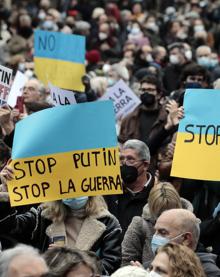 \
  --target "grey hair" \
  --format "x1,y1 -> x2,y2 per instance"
0,244 -> 45,277
123,139 -> 151,162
